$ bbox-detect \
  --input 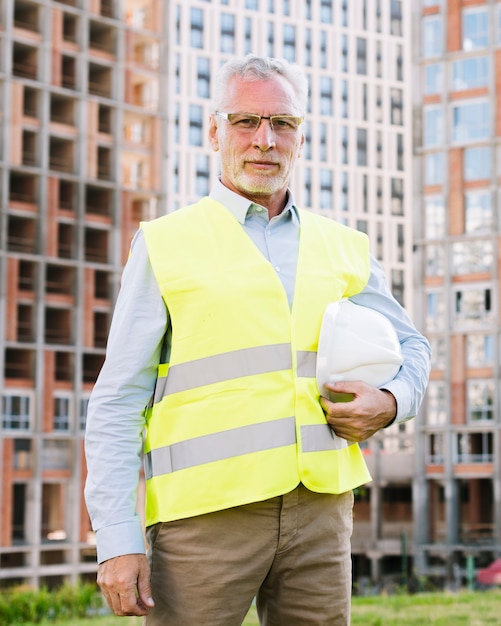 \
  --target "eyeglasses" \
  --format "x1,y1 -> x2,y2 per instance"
215,111 -> 303,134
